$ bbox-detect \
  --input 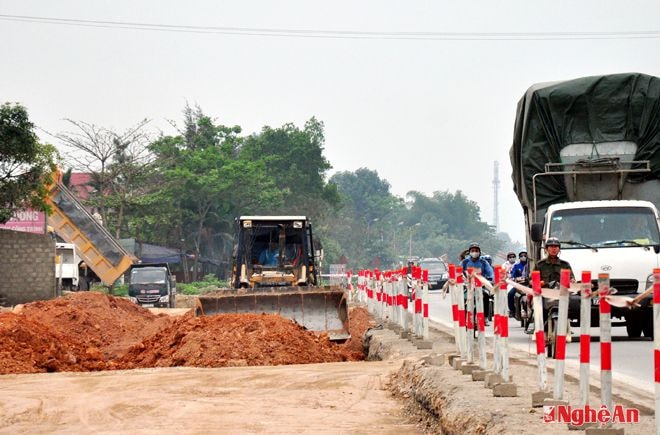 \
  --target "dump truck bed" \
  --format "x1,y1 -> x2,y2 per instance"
195,286 -> 349,341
